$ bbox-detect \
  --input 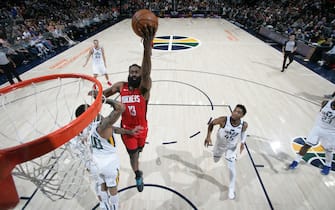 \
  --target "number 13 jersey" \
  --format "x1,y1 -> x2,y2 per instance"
120,83 -> 148,129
